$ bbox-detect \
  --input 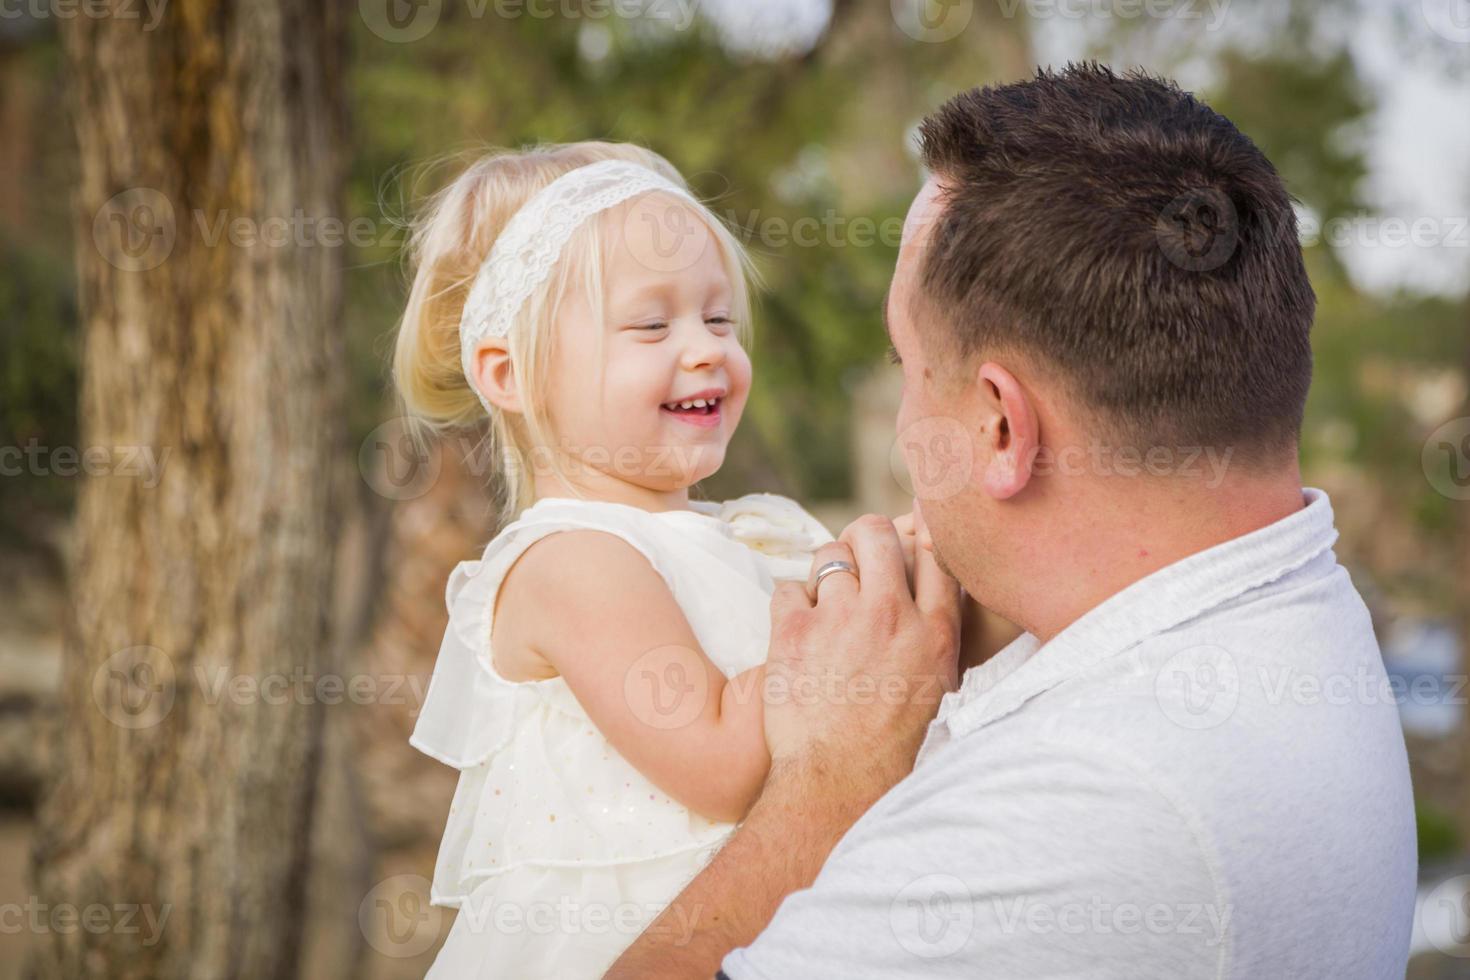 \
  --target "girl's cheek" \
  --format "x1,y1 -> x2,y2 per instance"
728,349 -> 753,426
730,344 -> 754,394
